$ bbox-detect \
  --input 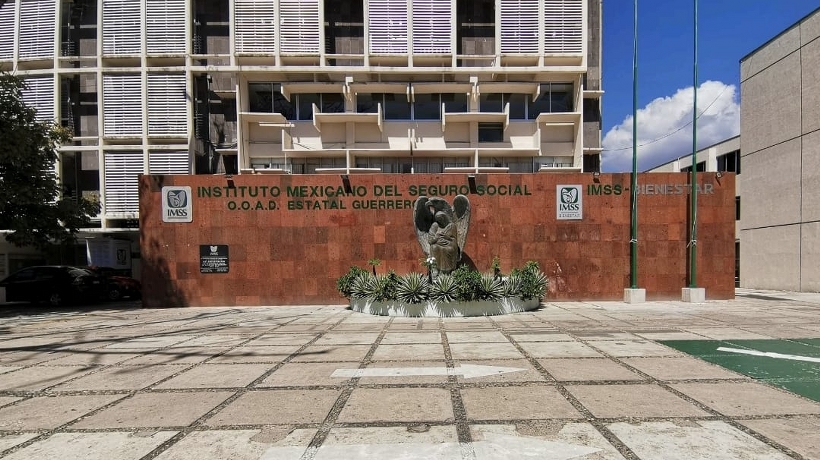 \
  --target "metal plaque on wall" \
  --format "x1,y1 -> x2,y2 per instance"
200,245 -> 229,274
